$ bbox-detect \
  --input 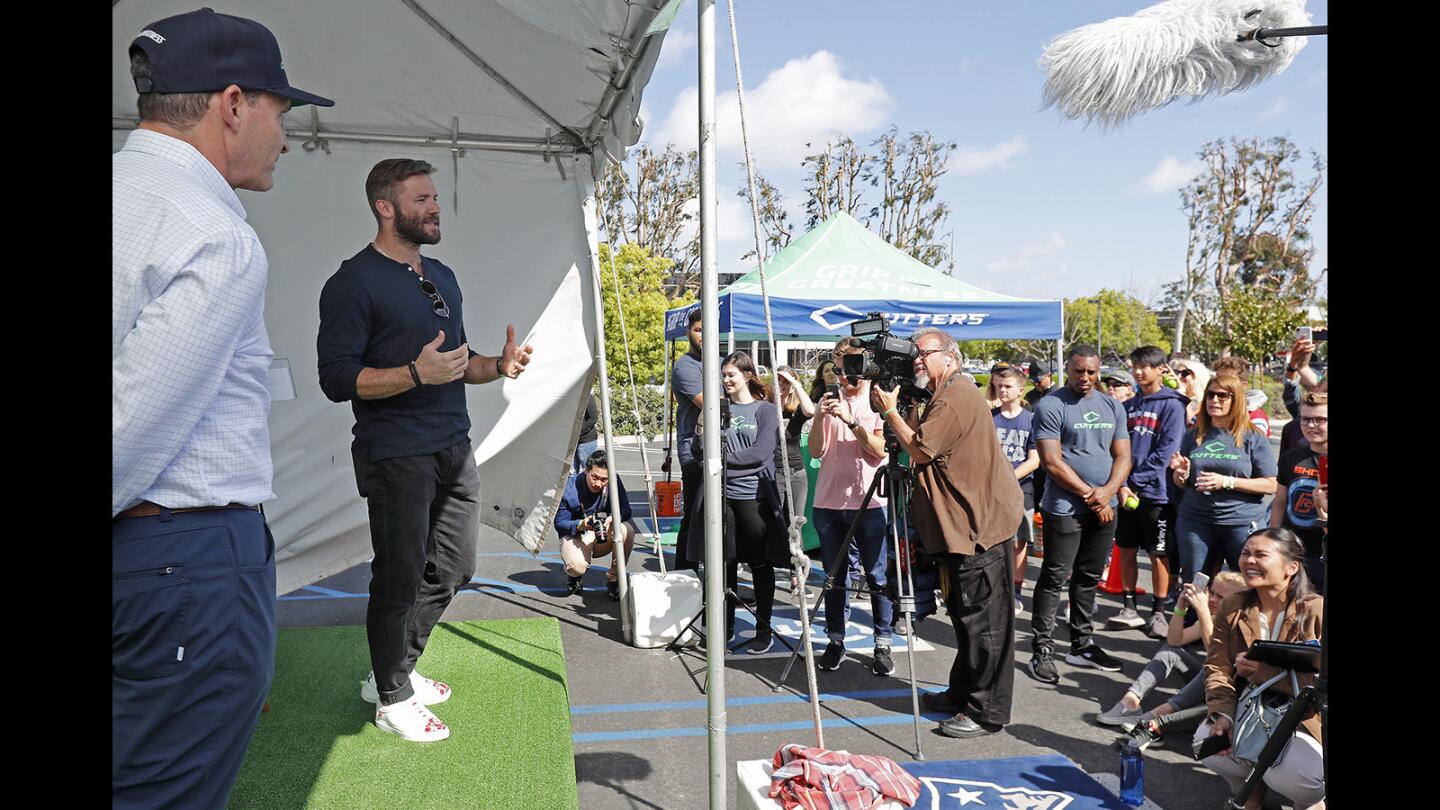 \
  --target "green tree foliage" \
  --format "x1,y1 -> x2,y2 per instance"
1218,286 -> 1305,367
597,243 -> 695,389
1063,289 -> 1170,358
1165,136 -> 1324,356
958,339 -> 1057,365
